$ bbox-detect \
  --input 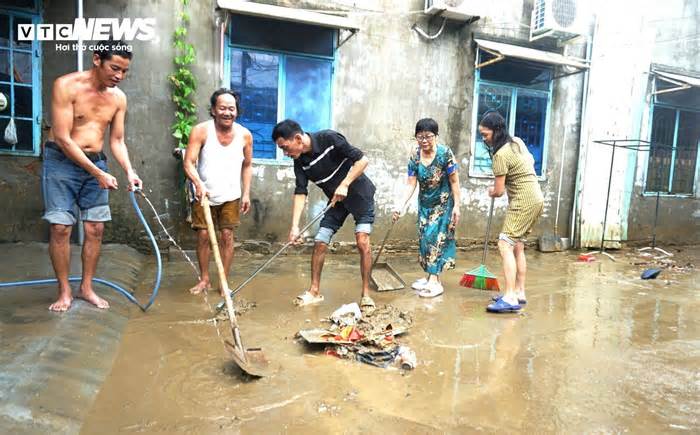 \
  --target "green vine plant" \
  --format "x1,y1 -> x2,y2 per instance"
169,0 -> 197,150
